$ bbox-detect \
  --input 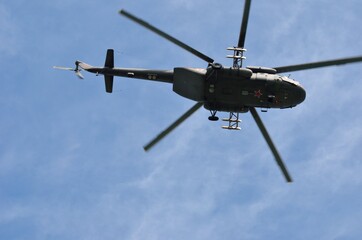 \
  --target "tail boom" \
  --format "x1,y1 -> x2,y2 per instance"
79,49 -> 174,90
